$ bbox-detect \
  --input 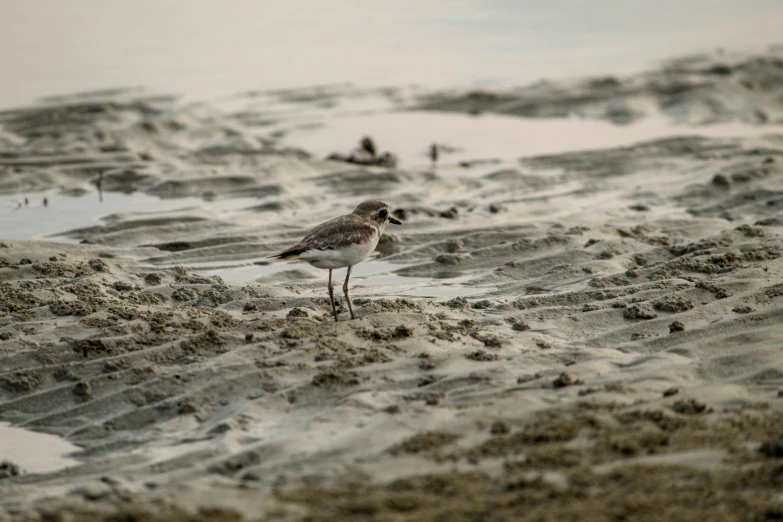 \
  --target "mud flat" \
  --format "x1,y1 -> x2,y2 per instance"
1,48 -> 783,521
415,45 -> 783,125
